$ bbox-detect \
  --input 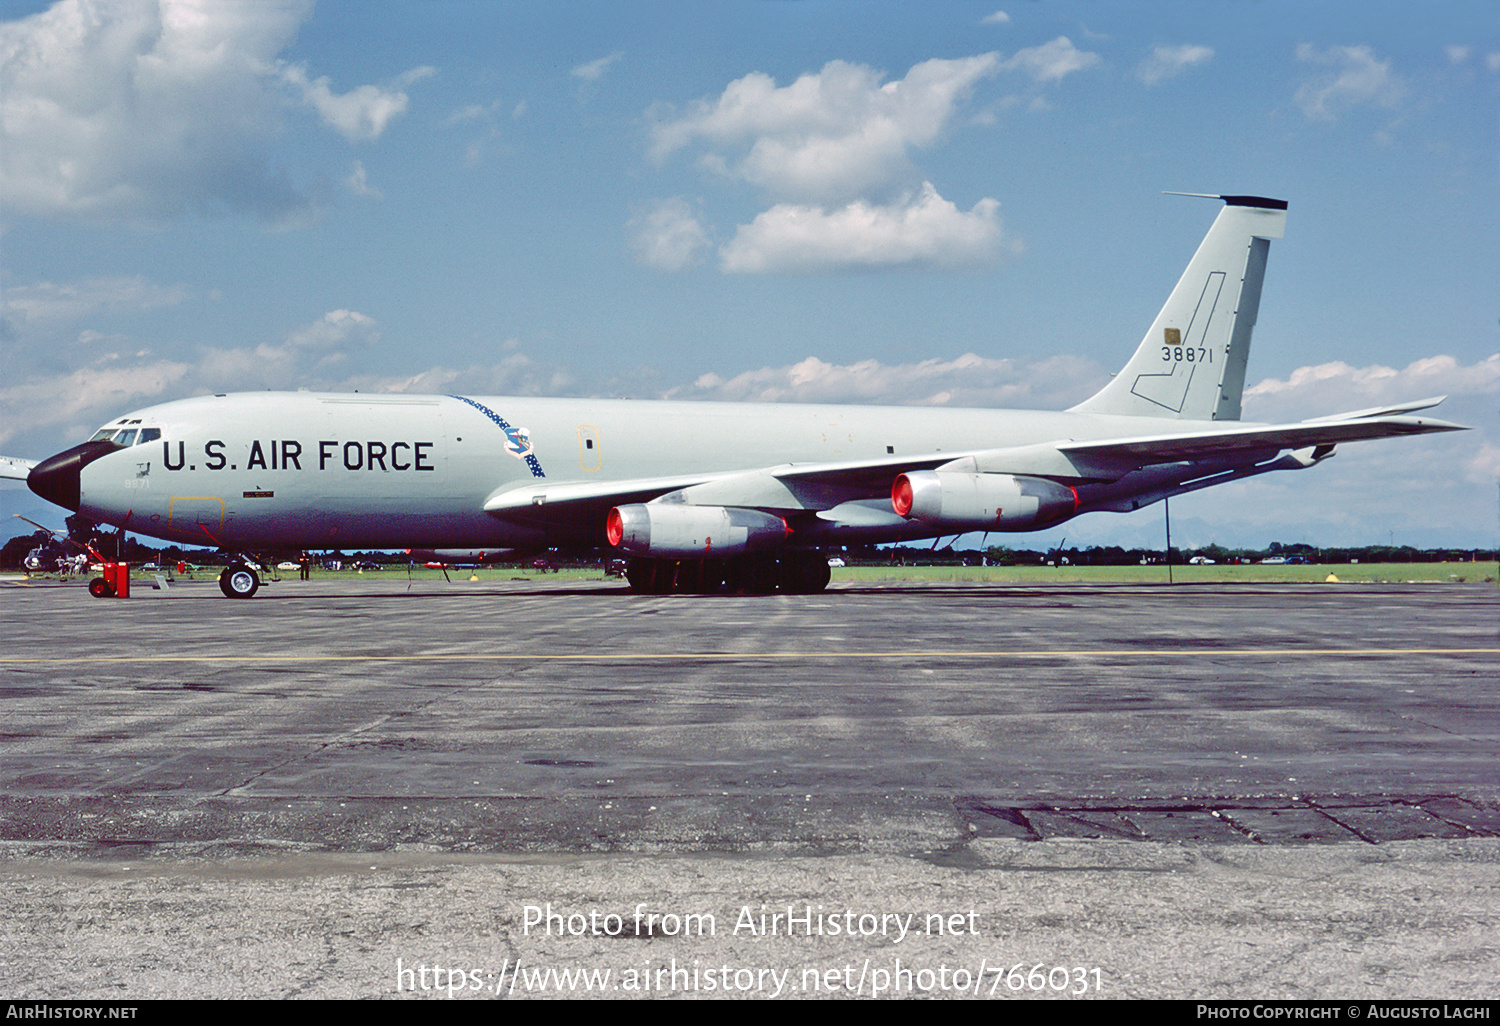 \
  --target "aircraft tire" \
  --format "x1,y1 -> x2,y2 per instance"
623,557 -> 651,591
674,559 -> 698,593
693,559 -> 726,594
88,577 -> 113,599
722,556 -> 744,593
727,553 -> 777,595
625,557 -> 674,594
220,564 -> 260,599
652,559 -> 679,594
781,551 -> 831,593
